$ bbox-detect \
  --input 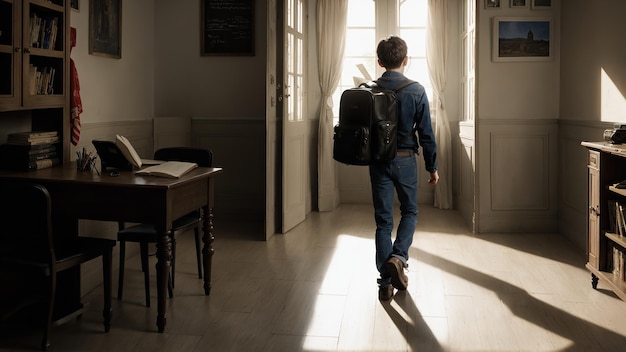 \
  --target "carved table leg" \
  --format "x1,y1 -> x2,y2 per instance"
102,247 -> 113,332
155,226 -> 172,332
202,205 -> 214,295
